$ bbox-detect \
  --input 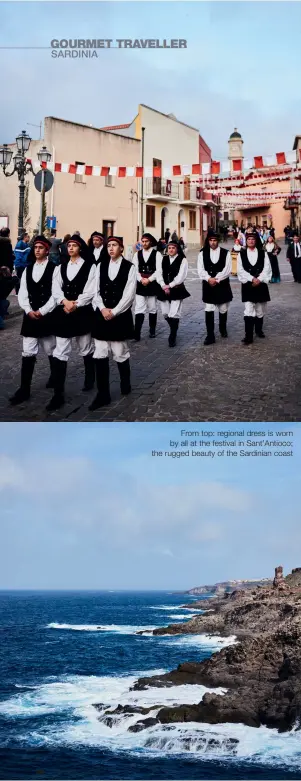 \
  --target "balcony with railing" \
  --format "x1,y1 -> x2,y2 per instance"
144,177 -> 220,207
145,177 -> 180,200
284,194 -> 301,210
